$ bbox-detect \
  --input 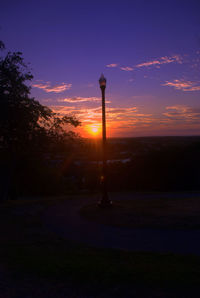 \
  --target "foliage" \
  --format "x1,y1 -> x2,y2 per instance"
0,41 -> 81,197
0,41 -> 80,154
